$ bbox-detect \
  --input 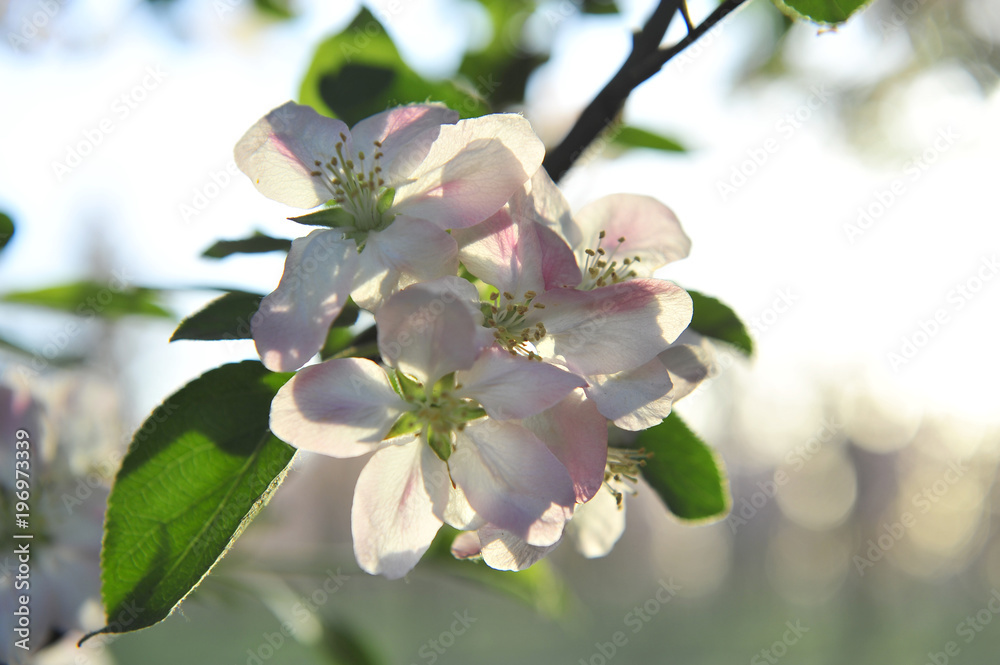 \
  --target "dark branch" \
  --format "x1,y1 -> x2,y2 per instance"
542,0 -> 750,183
